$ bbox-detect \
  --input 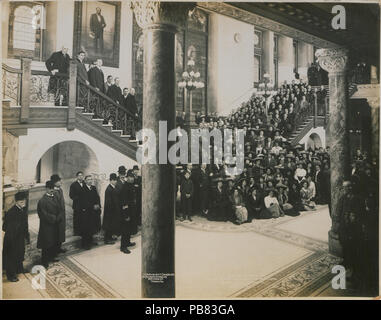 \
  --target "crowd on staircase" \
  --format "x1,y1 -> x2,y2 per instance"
175,80 -> 331,224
